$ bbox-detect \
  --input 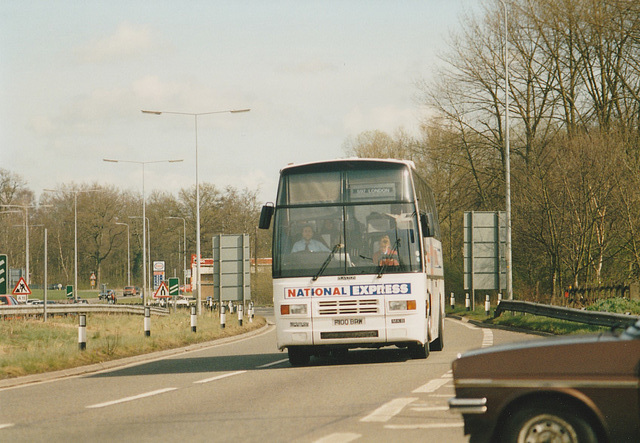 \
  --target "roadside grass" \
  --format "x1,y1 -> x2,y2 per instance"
0,311 -> 266,380
446,296 -> 640,335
